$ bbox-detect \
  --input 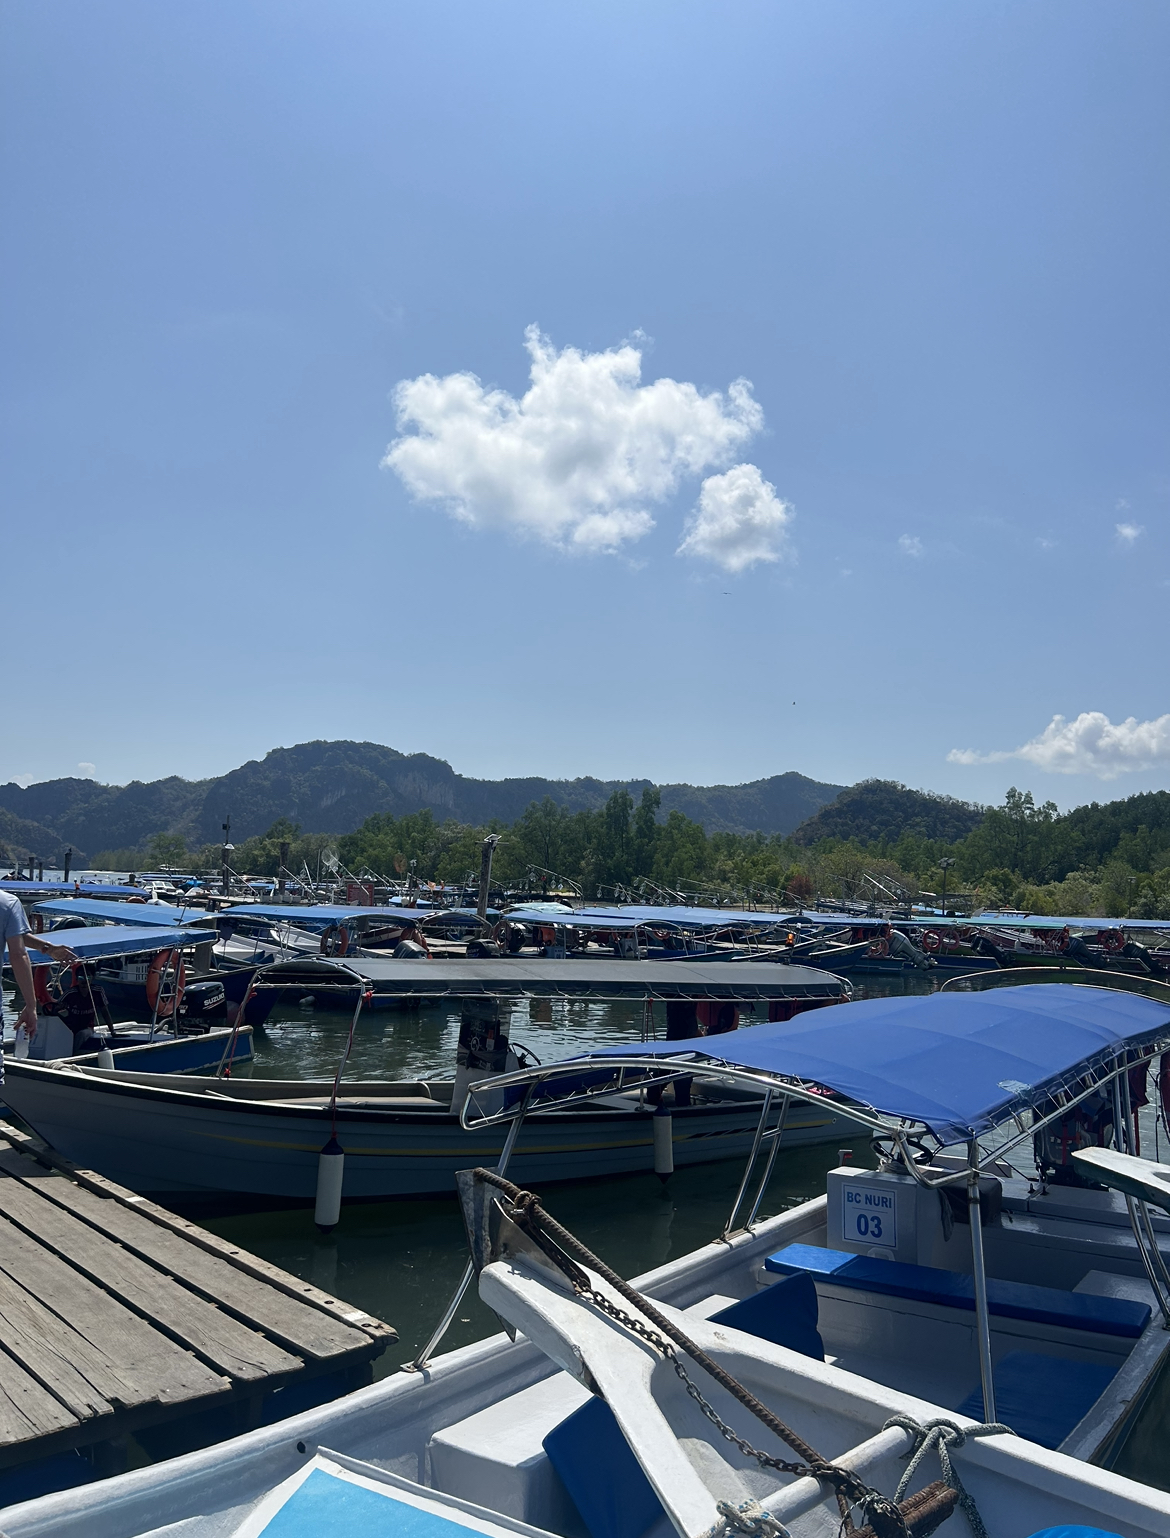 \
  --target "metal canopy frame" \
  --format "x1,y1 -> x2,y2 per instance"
455,1031 -> 1170,1426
